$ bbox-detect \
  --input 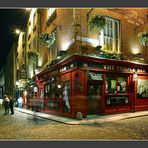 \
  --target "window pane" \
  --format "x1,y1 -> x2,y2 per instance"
117,76 -> 128,93
103,17 -> 120,52
115,39 -> 118,52
106,75 -> 116,93
45,83 -> 51,98
55,82 -> 63,98
48,8 -> 56,17
51,83 -> 56,98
